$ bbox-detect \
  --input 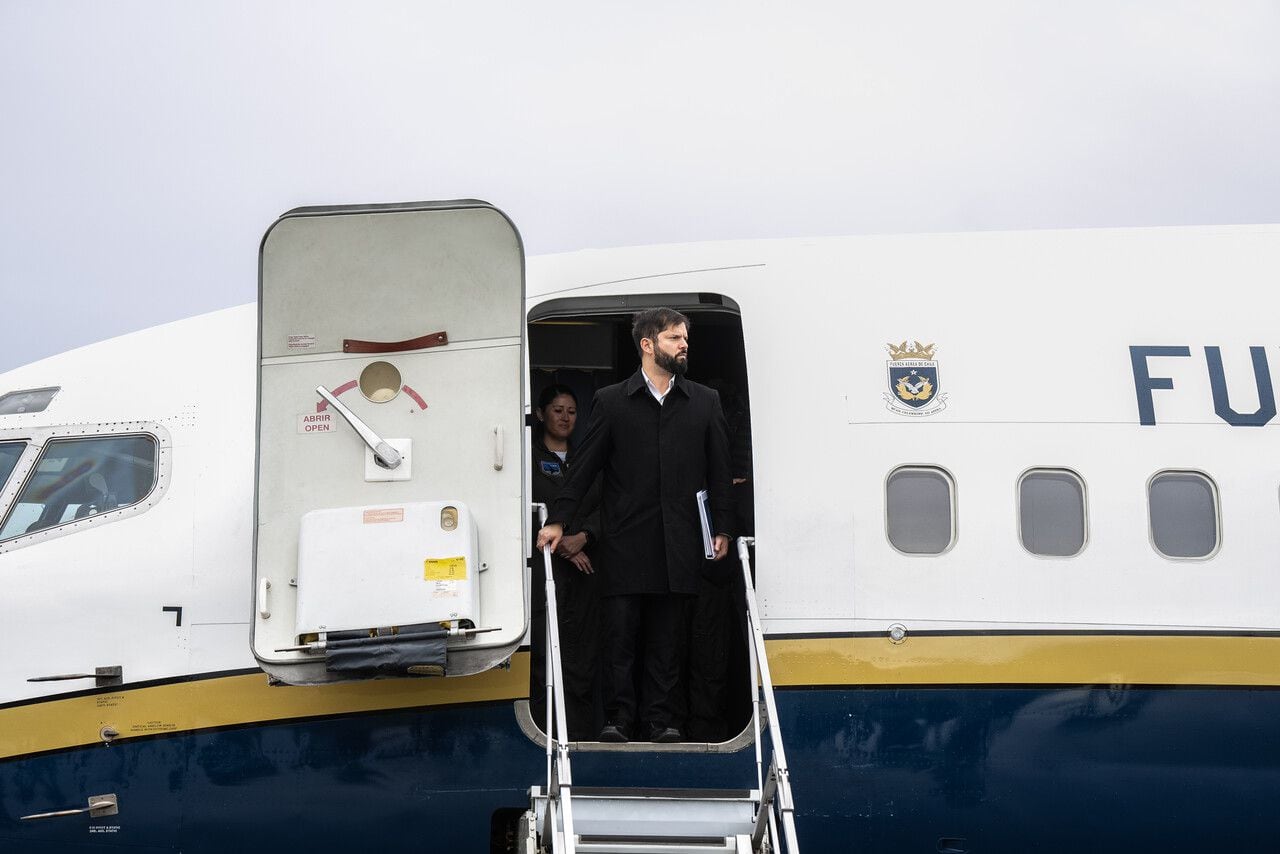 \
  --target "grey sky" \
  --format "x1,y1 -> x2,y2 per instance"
2,1 -> 1278,372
